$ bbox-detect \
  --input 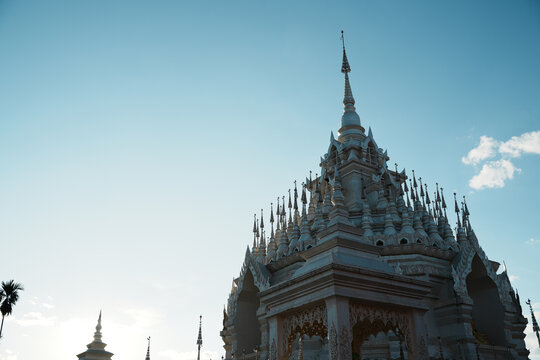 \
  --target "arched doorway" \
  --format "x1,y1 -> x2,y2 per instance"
351,318 -> 408,360
234,270 -> 261,354
281,304 -> 329,360
466,255 -> 506,346
288,333 -> 328,360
